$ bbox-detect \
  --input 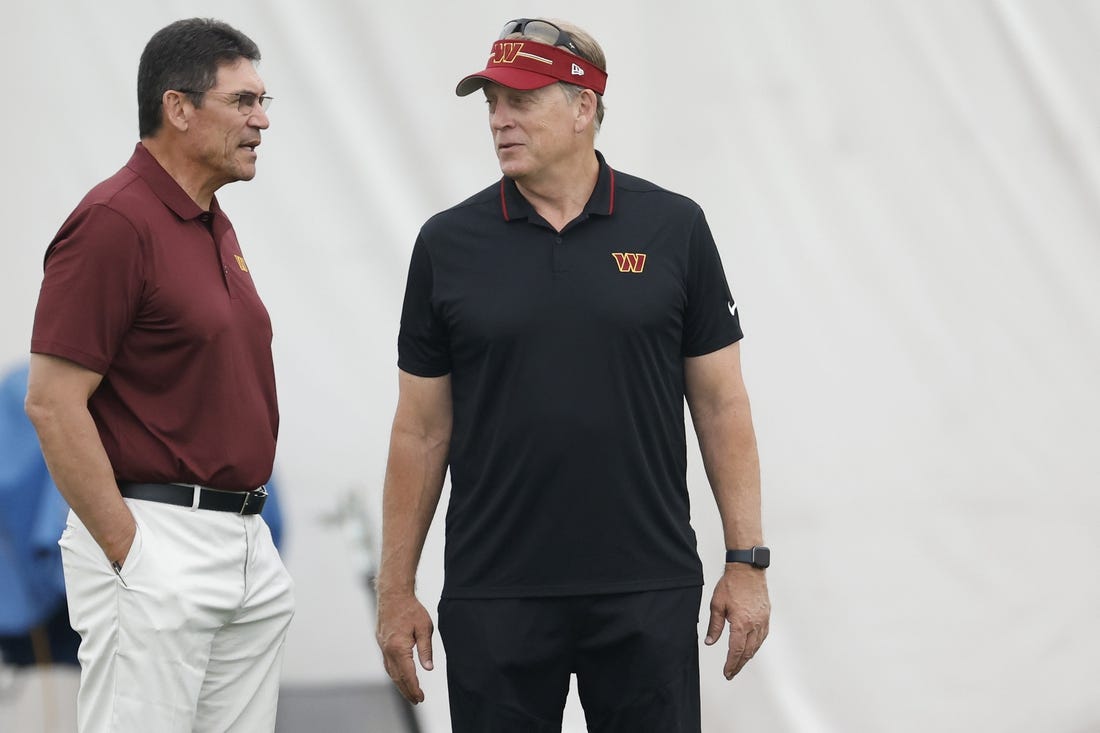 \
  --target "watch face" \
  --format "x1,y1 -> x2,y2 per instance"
752,546 -> 771,568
